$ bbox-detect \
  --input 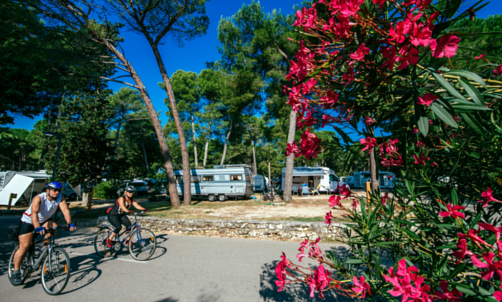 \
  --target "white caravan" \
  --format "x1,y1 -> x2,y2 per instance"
174,164 -> 254,201
281,167 -> 346,194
